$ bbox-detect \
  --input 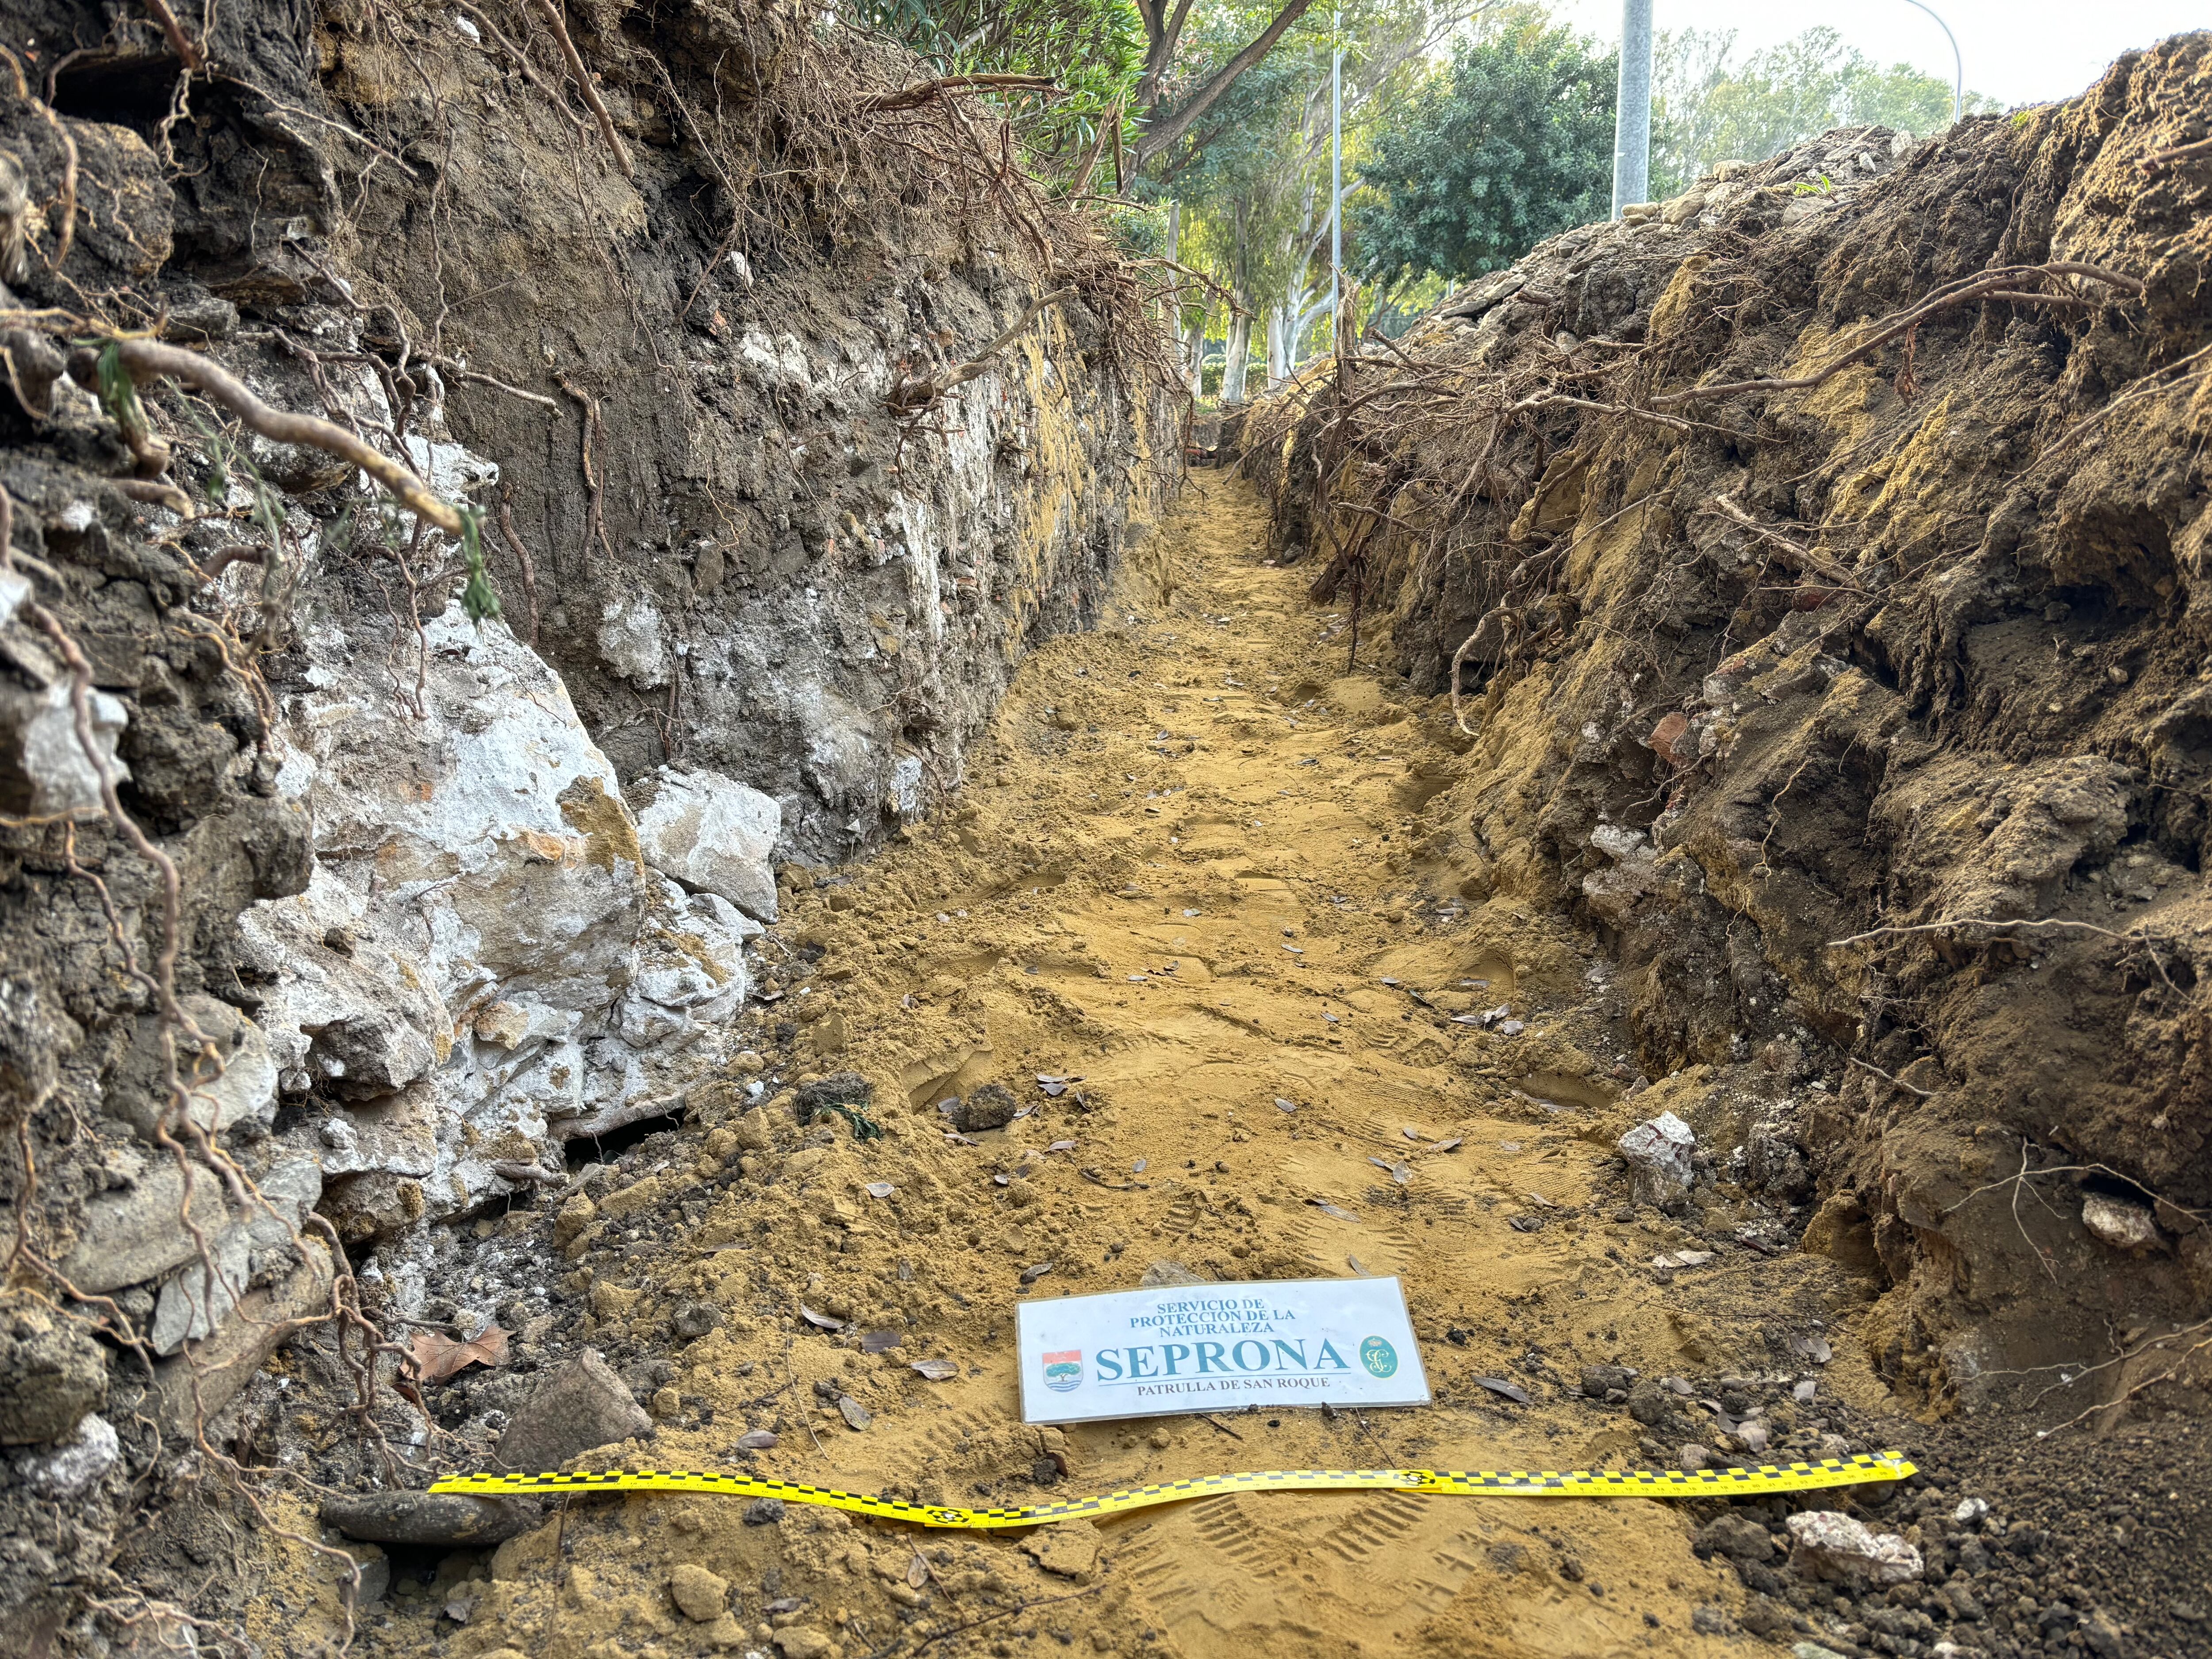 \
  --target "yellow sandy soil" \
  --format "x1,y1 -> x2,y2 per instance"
361,474 -> 1879,1659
